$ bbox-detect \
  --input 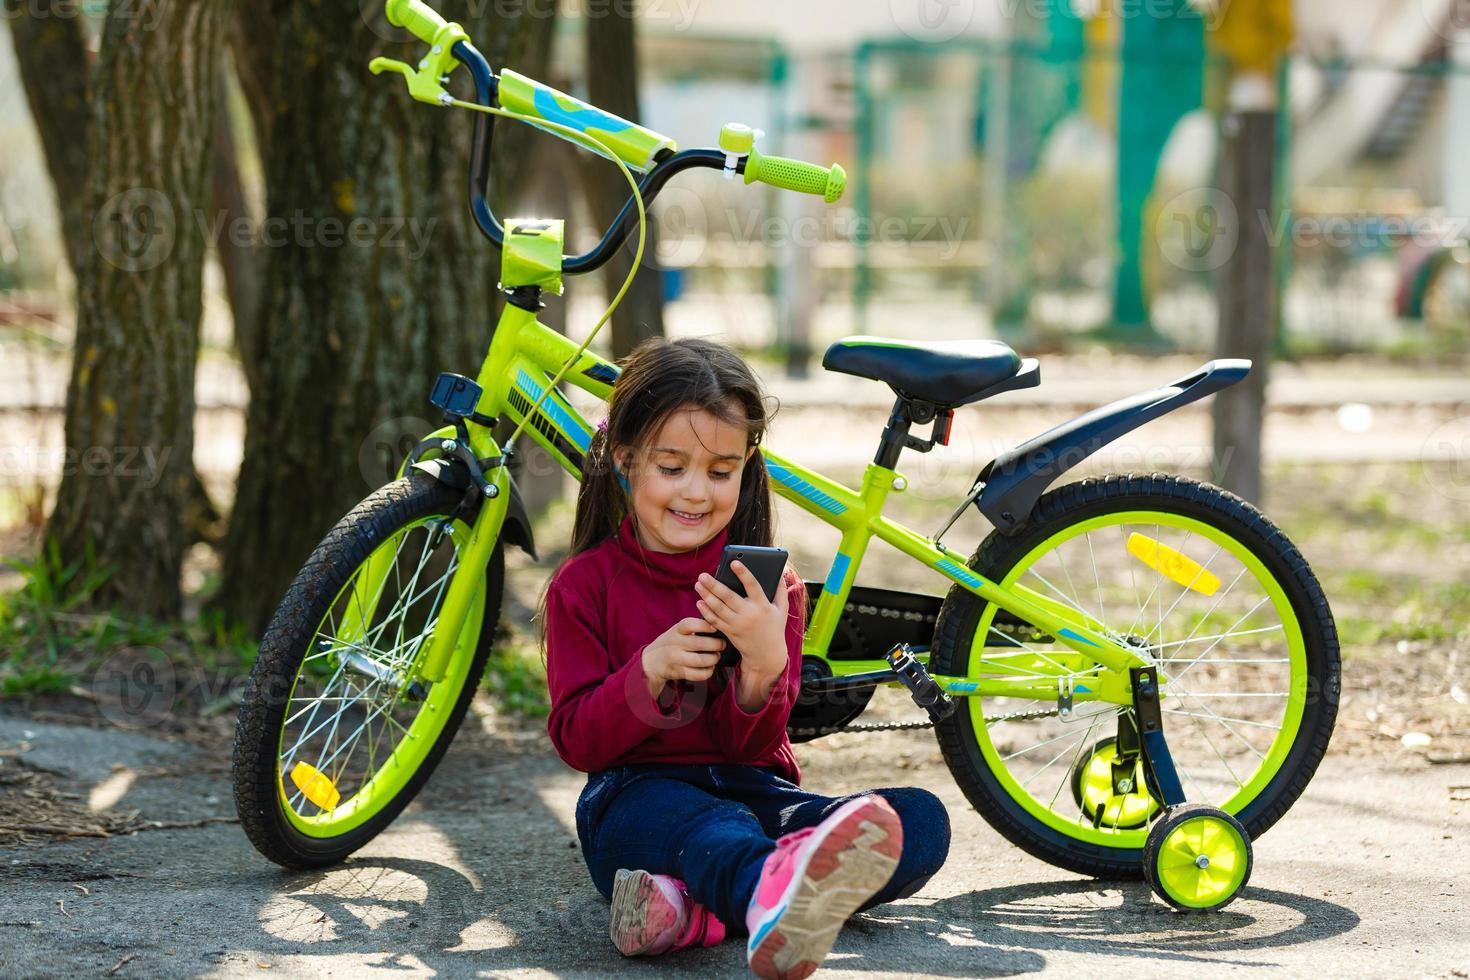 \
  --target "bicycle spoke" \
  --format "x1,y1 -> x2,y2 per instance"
1153,624 -> 1284,651
1142,541 -> 1224,645
1161,707 -> 1279,736
1166,595 -> 1274,686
